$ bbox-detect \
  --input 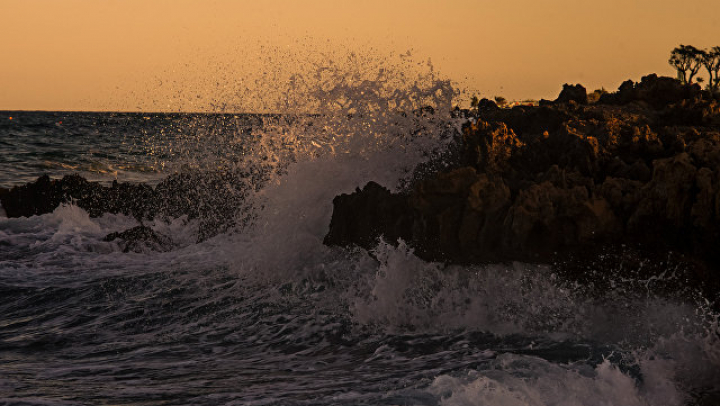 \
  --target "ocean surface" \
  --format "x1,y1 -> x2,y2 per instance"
1,87 -> 719,405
